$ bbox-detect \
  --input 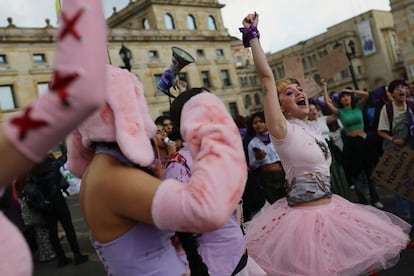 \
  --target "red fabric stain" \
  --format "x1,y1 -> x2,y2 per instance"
99,104 -> 115,125
10,106 -> 49,140
188,179 -> 207,206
